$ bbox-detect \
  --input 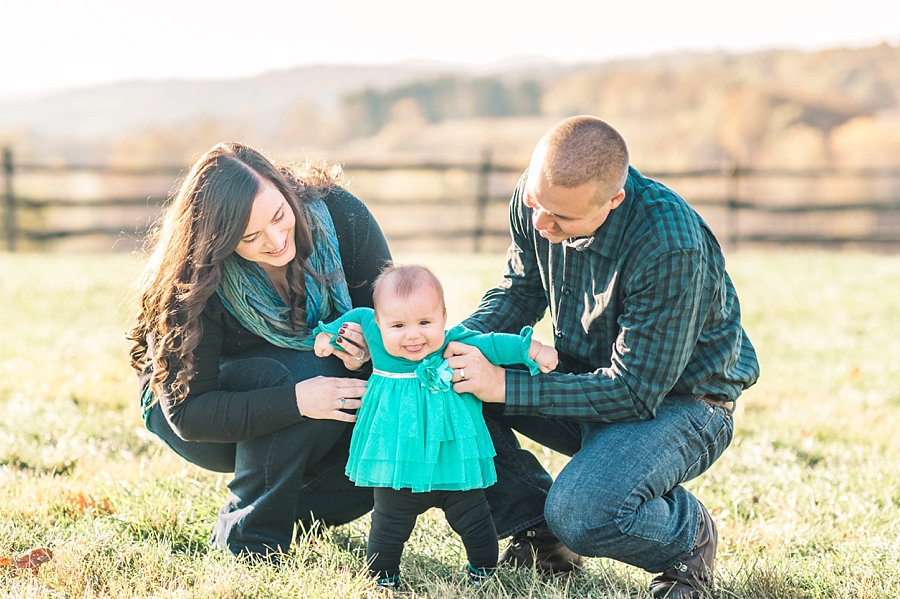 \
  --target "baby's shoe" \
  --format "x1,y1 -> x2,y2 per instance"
374,573 -> 400,591
467,564 -> 496,587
